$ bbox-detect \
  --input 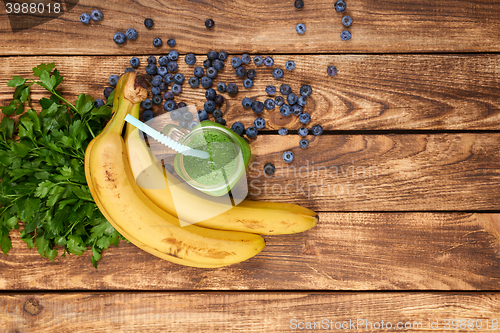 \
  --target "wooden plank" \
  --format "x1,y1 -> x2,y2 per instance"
1,213 -> 500,291
1,55 -> 500,130
2,292 -> 500,332
1,0 -> 500,55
